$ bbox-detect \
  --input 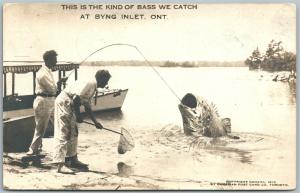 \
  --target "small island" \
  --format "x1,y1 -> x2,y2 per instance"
244,40 -> 296,72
